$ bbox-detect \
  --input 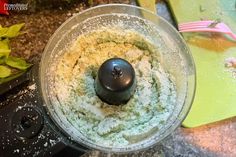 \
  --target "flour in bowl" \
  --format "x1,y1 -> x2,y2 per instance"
51,28 -> 177,147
